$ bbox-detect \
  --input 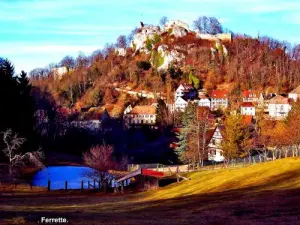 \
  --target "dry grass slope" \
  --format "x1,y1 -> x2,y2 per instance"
144,158 -> 300,200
